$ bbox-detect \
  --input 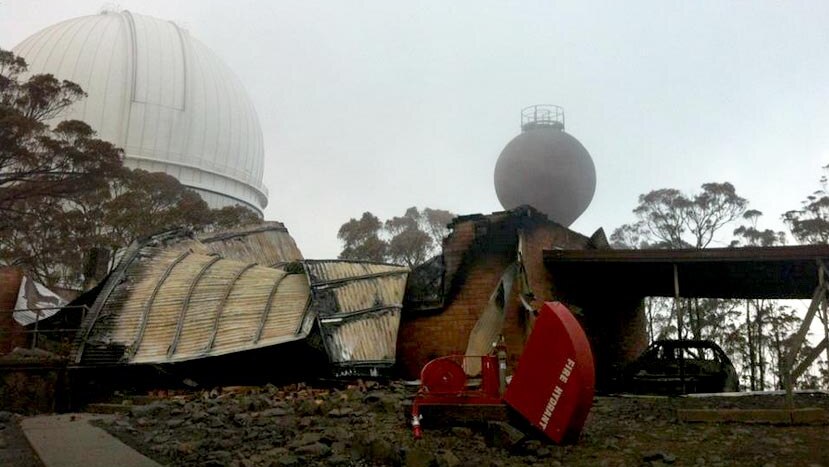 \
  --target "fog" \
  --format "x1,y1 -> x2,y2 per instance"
2,1 -> 828,257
